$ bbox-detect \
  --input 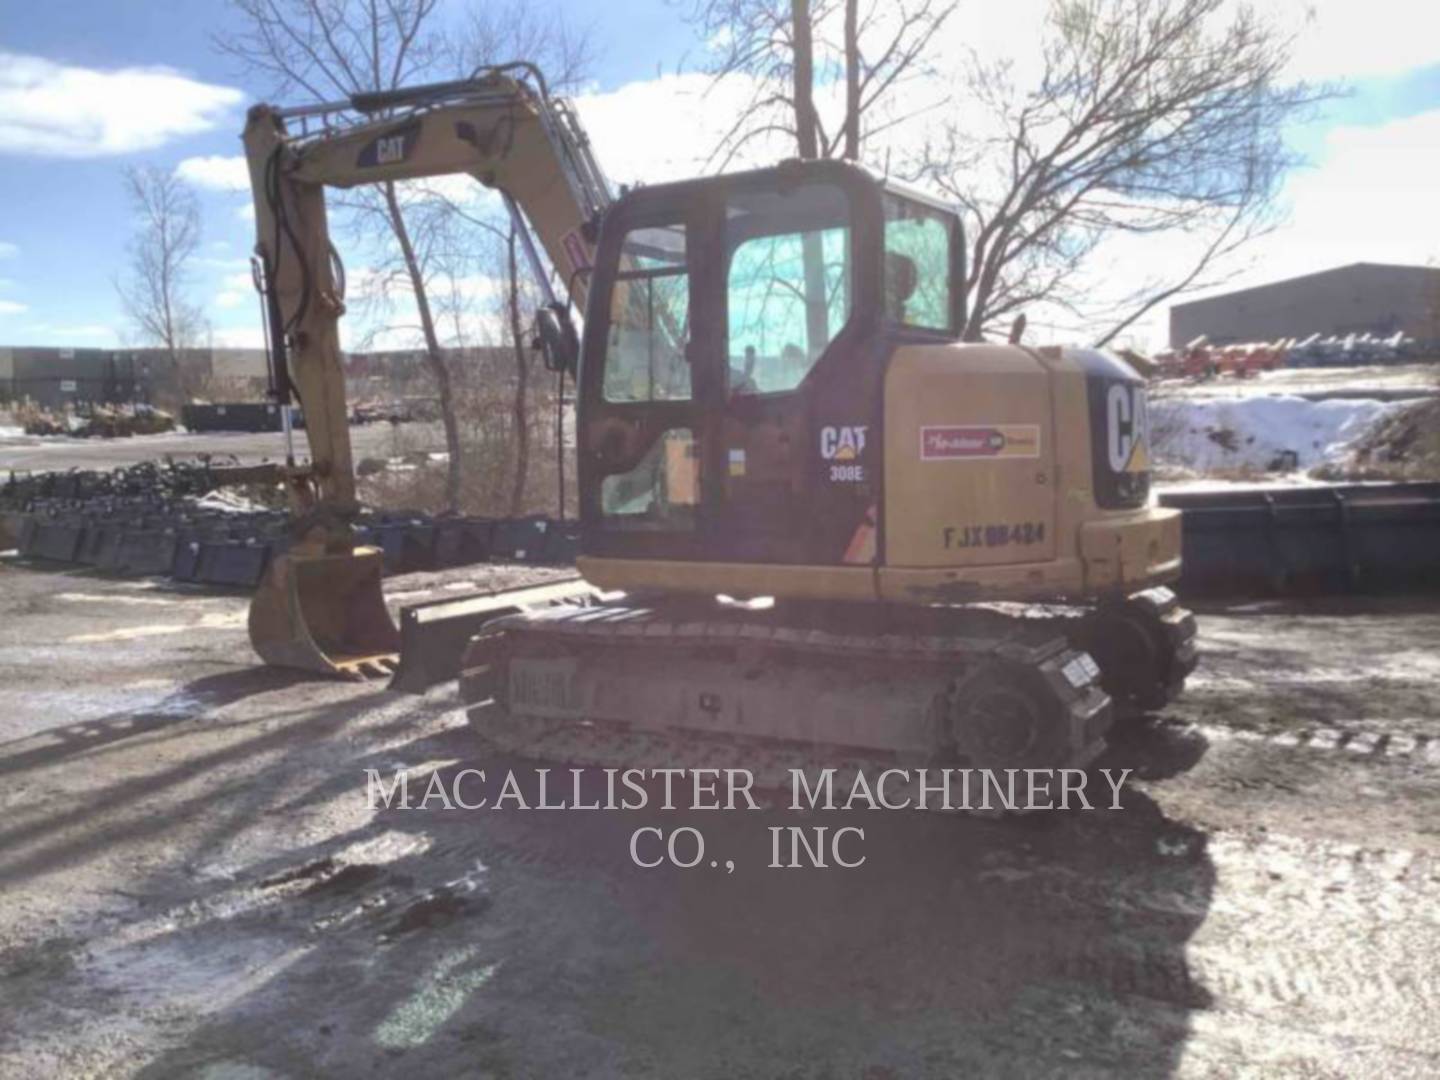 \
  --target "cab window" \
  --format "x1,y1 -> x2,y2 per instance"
883,193 -> 957,334
602,223 -> 691,403
725,183 -> 852,395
